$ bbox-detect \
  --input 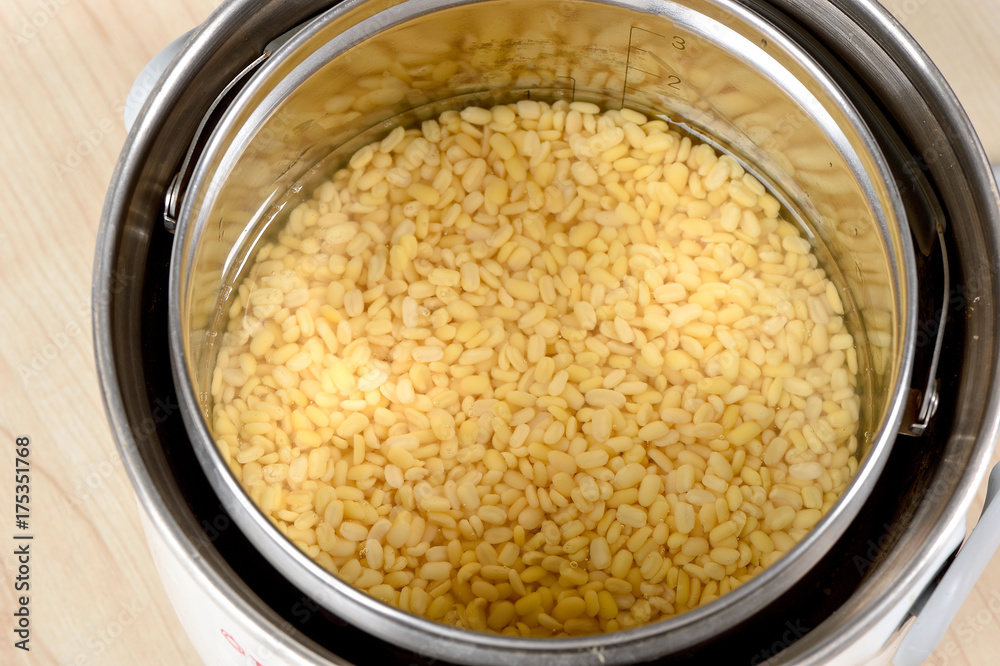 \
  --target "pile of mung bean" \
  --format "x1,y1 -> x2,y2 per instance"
210,100 -> 860,636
